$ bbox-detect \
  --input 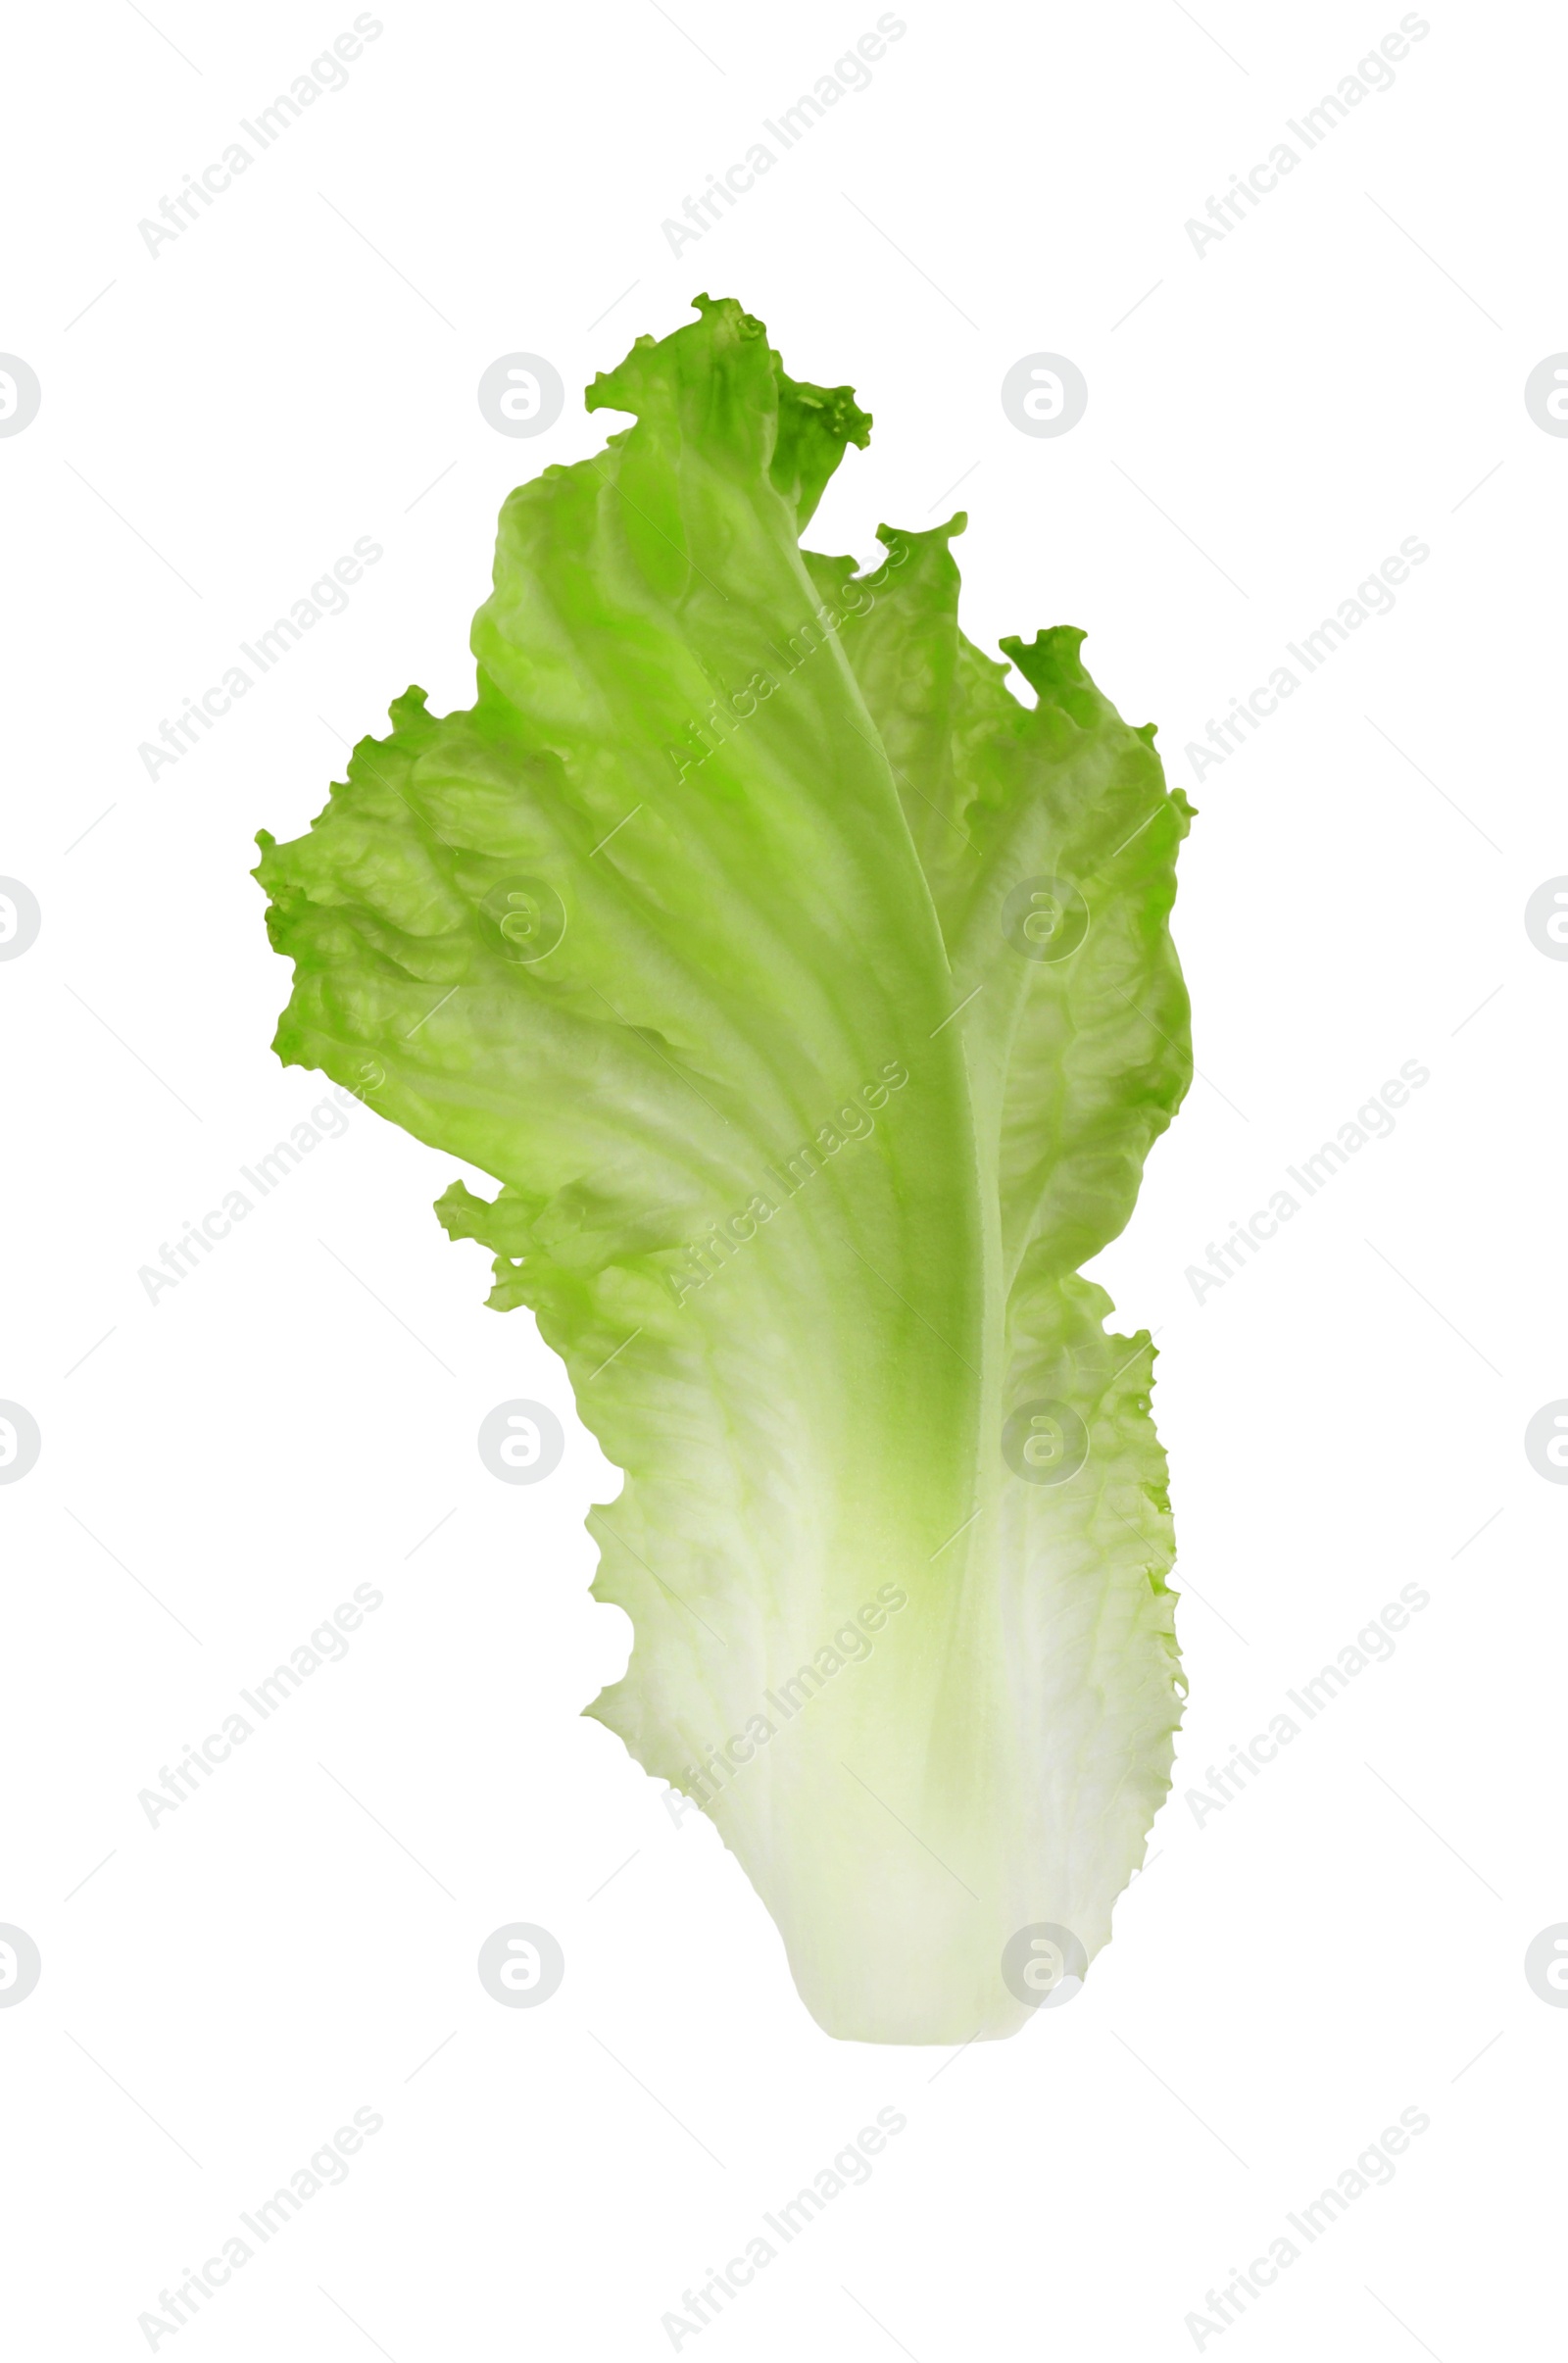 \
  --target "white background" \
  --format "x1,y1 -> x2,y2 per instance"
2,2 -> 1562,2355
